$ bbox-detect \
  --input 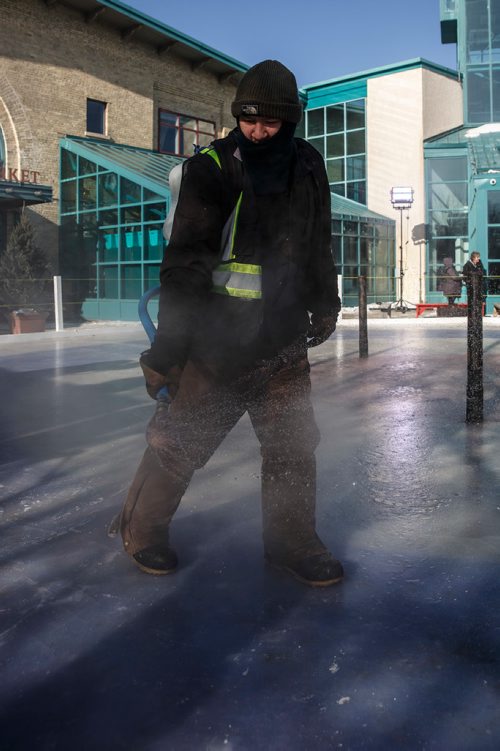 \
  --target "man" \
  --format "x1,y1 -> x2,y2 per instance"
462,250 -> 487,301
119,60 -> 343,587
